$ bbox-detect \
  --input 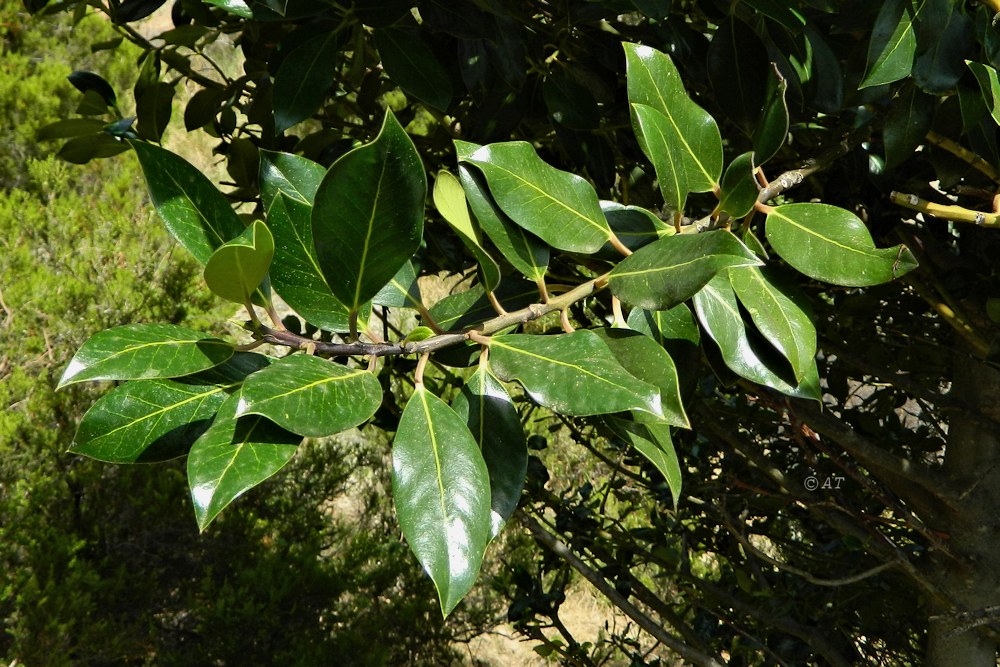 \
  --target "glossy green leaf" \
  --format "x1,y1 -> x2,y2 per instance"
460,141 -> 611,253
235,354 -> 381,438
129,141 -> 245,264
259,150 -> 326,210
599,201 -> 671,257
968,60 -> 1000,127
752,65 -> 789,165
629,103 -> 685,212
58,323 -> 233,388
765,203 -> 917,286
434,170 -> 501,292
608,231 -> 763,311
188,393 -> 301,531
456,159 -> 548,283
627,305 -> 700,348
693,274 -> 820,400
605,417 -> 681,509
37,118 -> 106,140
69,353 -> 270,463
392,386 -> 491,617
273,32 -> 342,133
624,43 -> 723,205
860,0 -> 918,88
717,152 -> 759,219
374,26 -> 454,112
730,266 -> 816,383
488,331 -> 663,418
204,220 -> 274,304
71,378 -> 229,463
452,367 -> 527,538
203,0 -> 253,17
373,261 -> 422,311
313,111 -> 426,313
592,328 -> 688,428
266,193 -> 351,332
